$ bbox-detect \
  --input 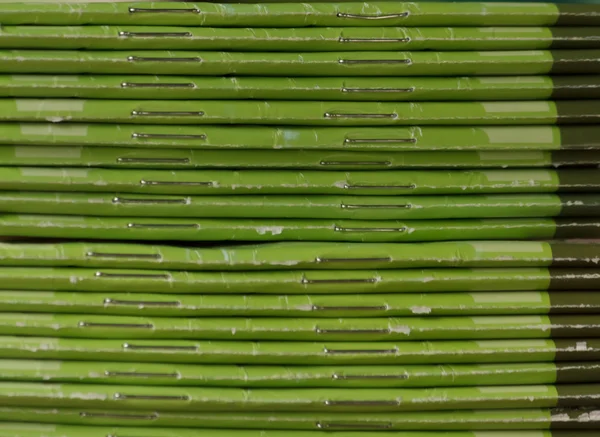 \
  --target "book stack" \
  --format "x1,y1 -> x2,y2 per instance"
0,2 -> 600,437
